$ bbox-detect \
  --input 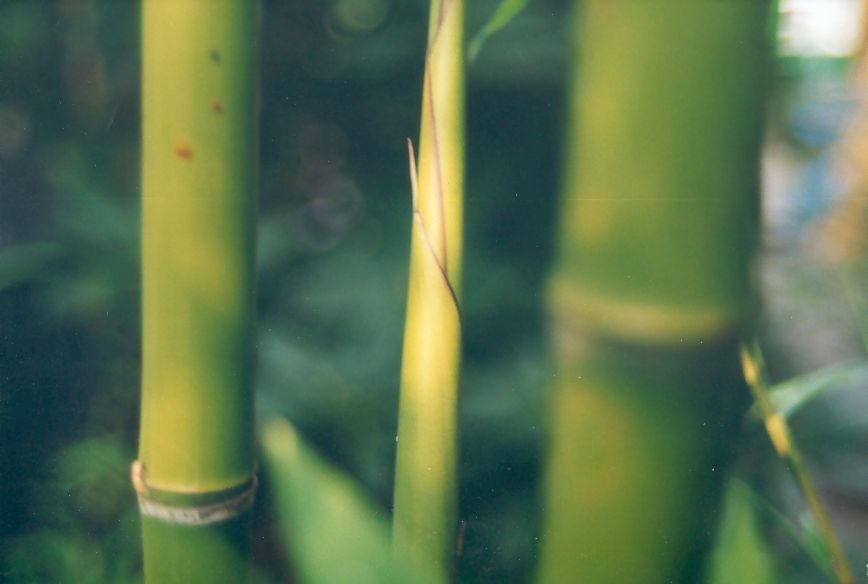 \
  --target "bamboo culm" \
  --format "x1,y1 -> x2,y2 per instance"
392,0 -> 465,580
136,1 -> 258,581
537,2 -> 770,582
